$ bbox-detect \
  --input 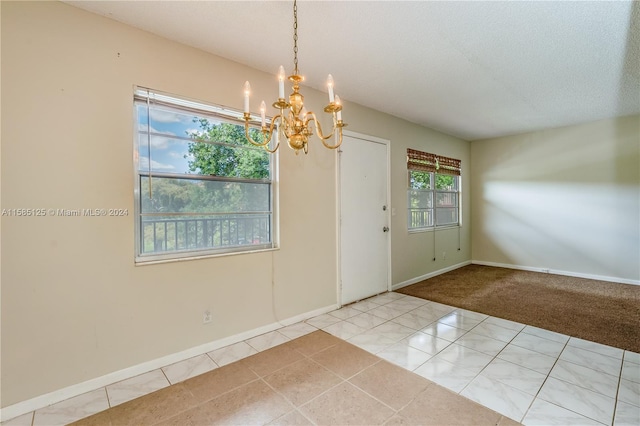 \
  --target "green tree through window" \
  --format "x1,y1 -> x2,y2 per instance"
186,120 -> 269,179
